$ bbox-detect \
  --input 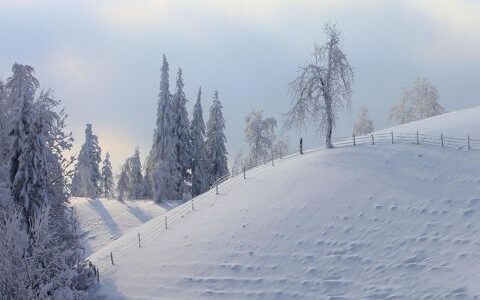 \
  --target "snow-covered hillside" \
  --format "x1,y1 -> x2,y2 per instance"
91,108 -> 480,299
73,198 -> 180,256
379,106 -> 480,137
